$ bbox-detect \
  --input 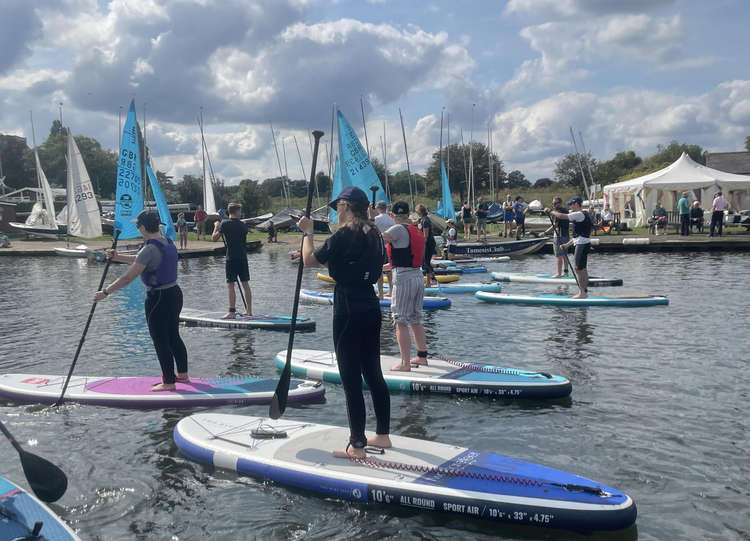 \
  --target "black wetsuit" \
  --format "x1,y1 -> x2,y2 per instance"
314,224 -> 390,449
